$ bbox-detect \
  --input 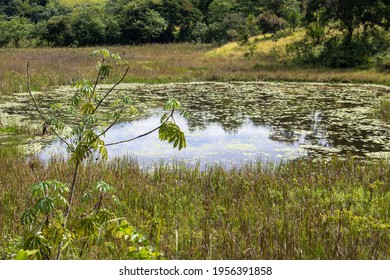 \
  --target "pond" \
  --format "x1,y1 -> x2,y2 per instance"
1,82 -> 390,167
